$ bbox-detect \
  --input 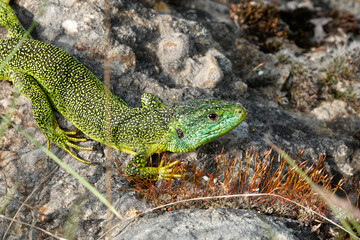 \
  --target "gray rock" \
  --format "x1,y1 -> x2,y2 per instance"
190,49 -> 224,89
313,0 -> 360,16
1,0 -> 360,239
231,39 -> 282,87
37,4 -> 62,30
113,209 -> 315,240
60,0 -> 76,7
62,19 -> 78,35
157,33 -> 190,64
154,13 -> 229,89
